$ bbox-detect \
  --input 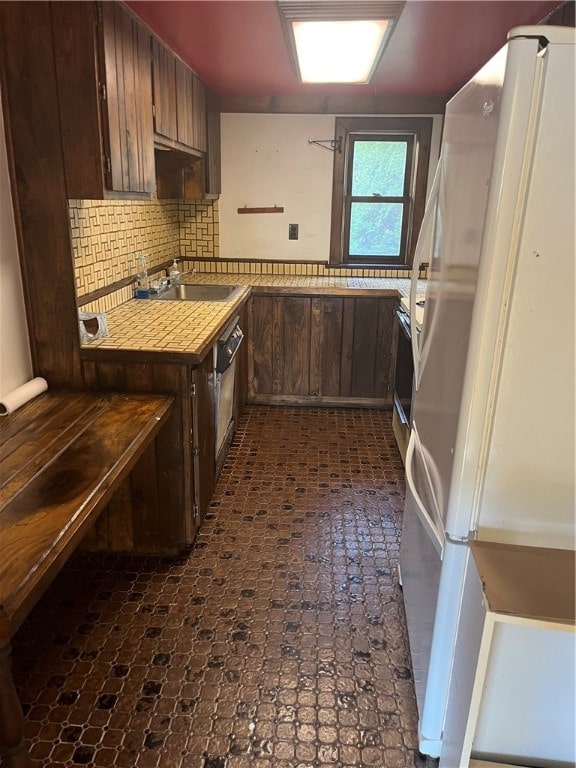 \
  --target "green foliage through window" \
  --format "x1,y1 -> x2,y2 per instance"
347,135 -> 411,260
351,140 -> 407,197
330,117 -> 433,268
349,202 -> 403,257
